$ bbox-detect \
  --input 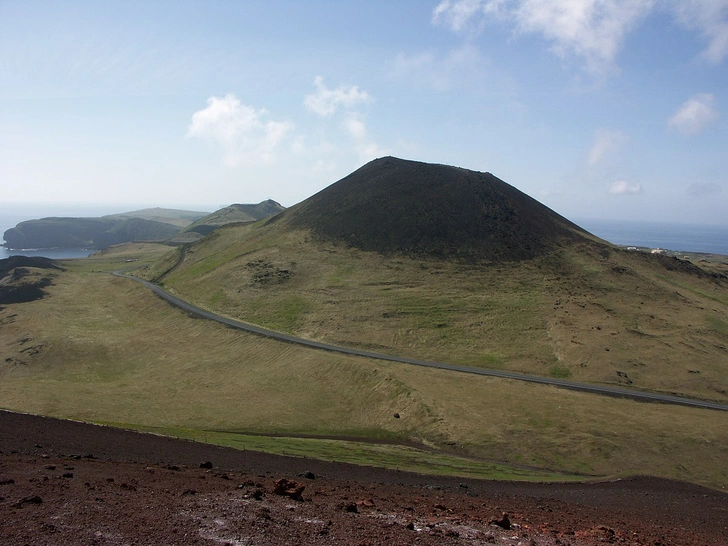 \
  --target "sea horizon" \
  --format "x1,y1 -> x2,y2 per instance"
574,218 -> 728,257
